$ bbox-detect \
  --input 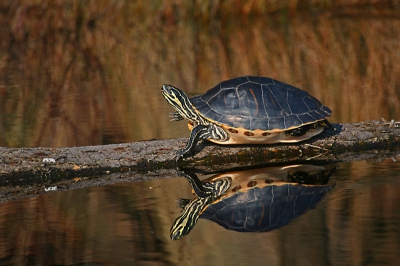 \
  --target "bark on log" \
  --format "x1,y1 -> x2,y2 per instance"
0,120 -> 399,202
1,120 -> 399,178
